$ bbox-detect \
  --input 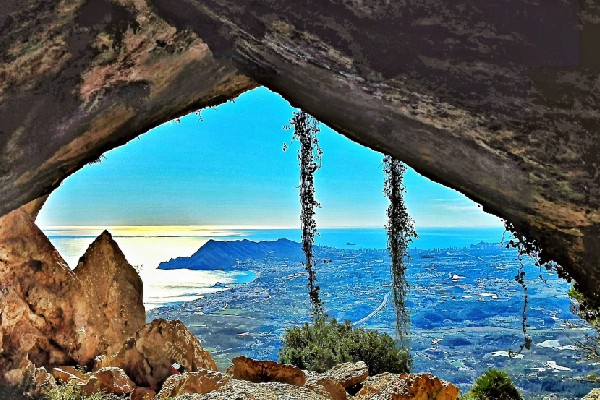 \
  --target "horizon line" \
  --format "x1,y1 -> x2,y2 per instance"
40,224 -> 505,230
